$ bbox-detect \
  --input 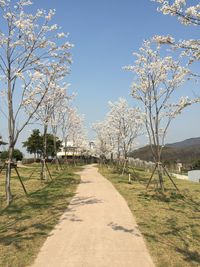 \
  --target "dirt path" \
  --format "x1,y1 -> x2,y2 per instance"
32,165 -> 155,267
